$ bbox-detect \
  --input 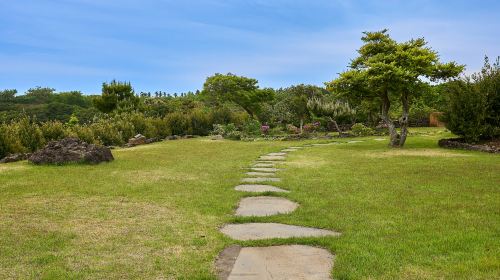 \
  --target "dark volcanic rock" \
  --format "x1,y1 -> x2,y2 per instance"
29,138 -> 114,165
438,138 -> 500,153
0,153 -> 31,163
